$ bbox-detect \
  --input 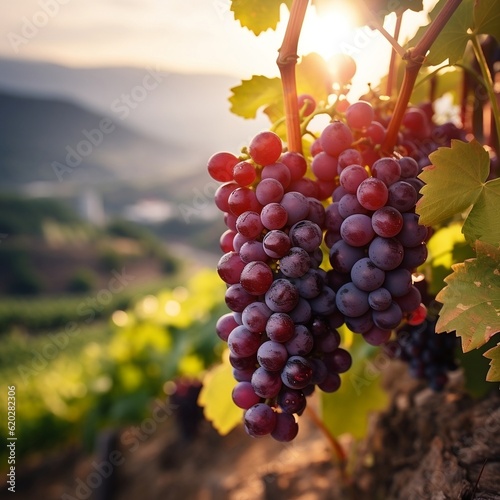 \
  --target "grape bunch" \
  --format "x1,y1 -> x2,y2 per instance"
208,130 -> 352,441
315,102 -> 429,345
387,316 -> 459,391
